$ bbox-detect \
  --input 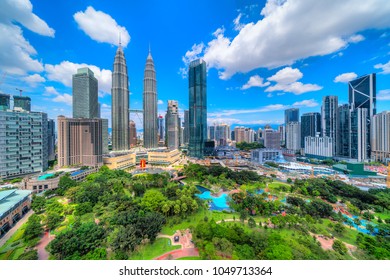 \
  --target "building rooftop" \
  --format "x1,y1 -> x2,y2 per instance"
0,189 -> 31,218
